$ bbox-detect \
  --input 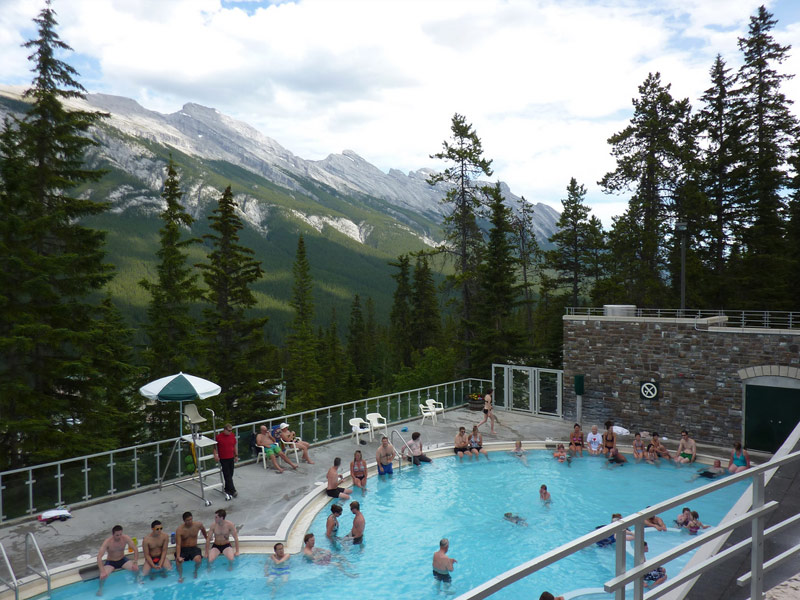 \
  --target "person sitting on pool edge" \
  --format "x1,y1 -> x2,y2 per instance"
539,593 -> 566,600
469,425 -> 489,460
675,429 -> 697,464
586,424 -> 603,455
650,432 -> 672,460
142,519 -> 172,579
432,538 -> 457,590
97,524 -> 140,595
207,508 -> 240,569
326,457 -> 352,500
569,423 -> 584,457
454,426 -> 472,461
632,432 -> 645,461
602,420 -> 617,455
402,431 -> 432,466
